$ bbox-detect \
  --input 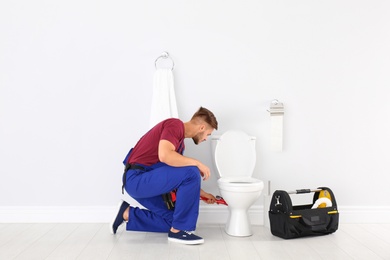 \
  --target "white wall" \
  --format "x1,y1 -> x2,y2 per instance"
1,1 -> 389,222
